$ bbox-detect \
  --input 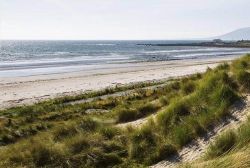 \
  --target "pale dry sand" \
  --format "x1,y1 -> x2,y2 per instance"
0,56 -> 239,109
